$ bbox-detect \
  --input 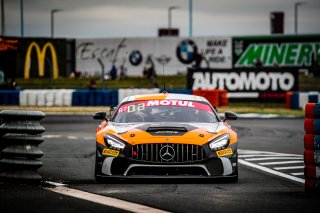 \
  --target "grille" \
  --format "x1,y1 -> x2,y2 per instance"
130,143 -> 207,163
